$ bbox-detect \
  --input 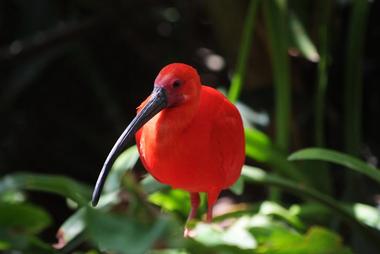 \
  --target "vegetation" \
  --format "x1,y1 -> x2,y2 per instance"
1,0 -> 379,253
